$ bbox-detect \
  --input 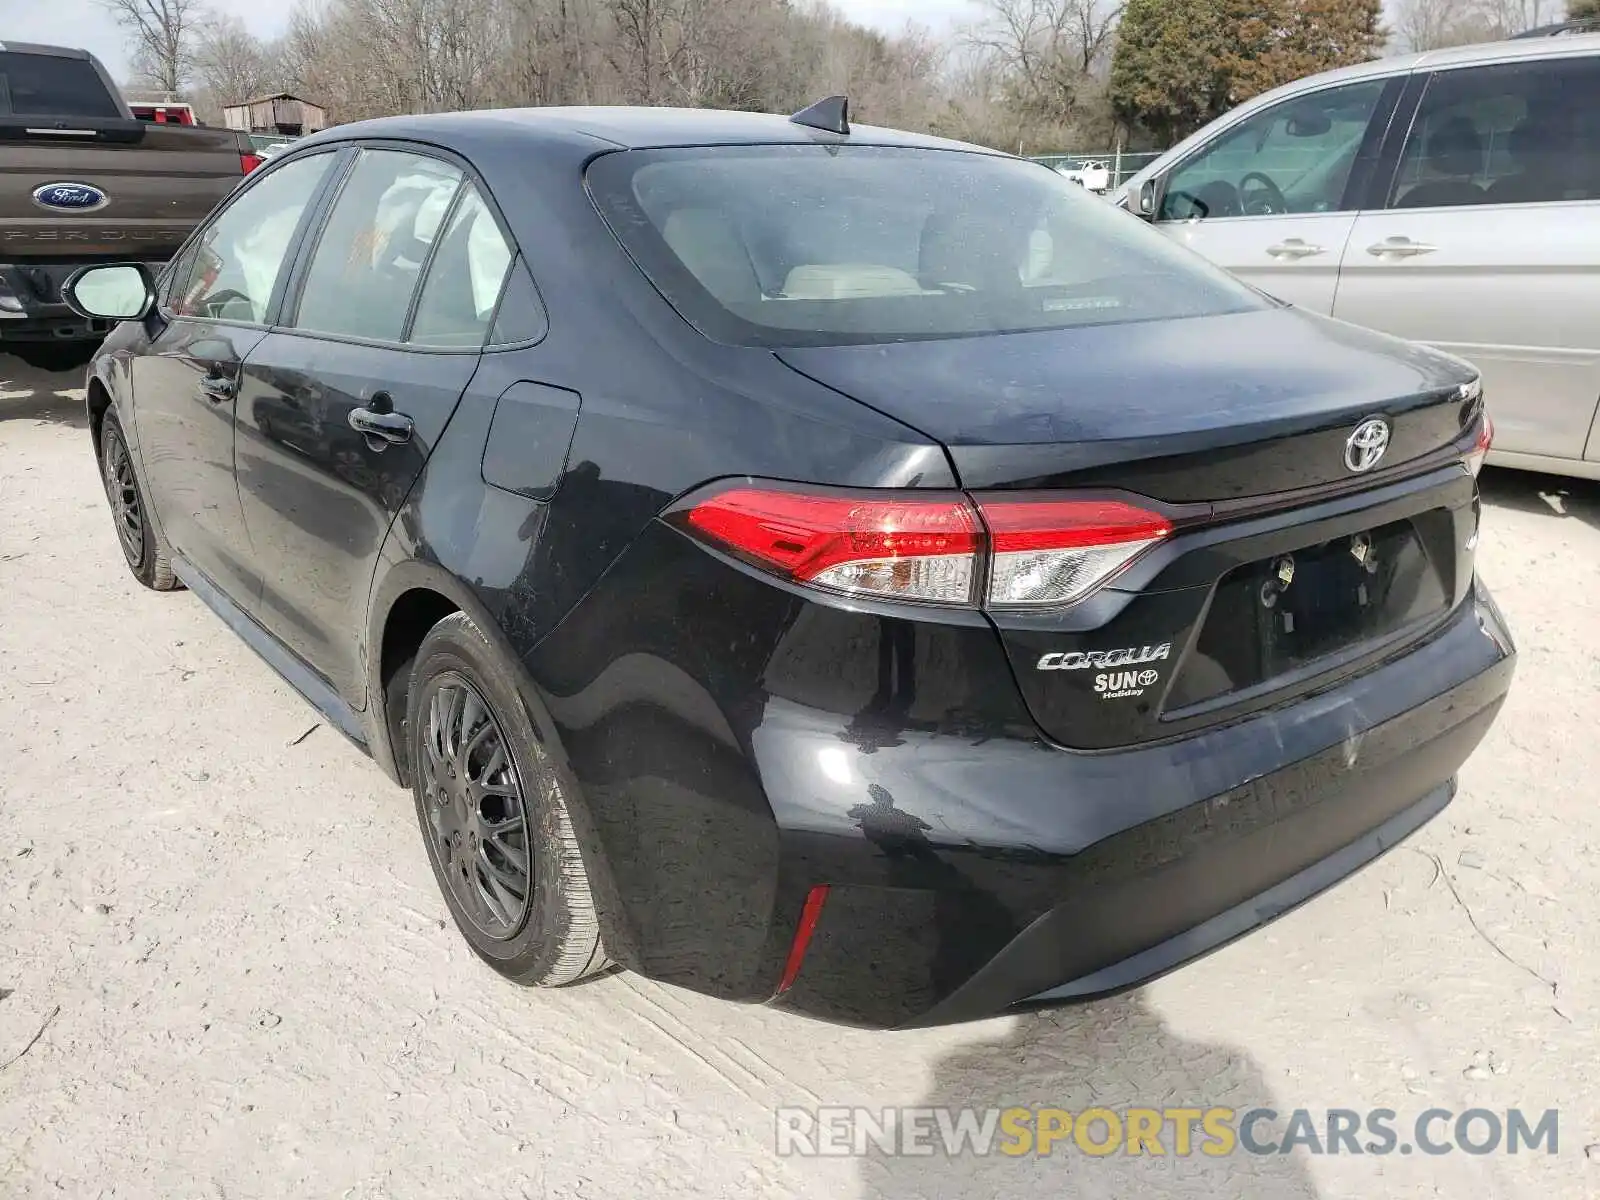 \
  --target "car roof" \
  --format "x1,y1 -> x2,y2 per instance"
1237,29 -> 1600,92
300,105 -> 997,155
